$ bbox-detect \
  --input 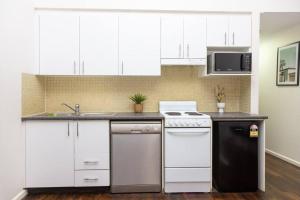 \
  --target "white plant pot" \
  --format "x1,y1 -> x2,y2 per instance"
217,102 -> 225,113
